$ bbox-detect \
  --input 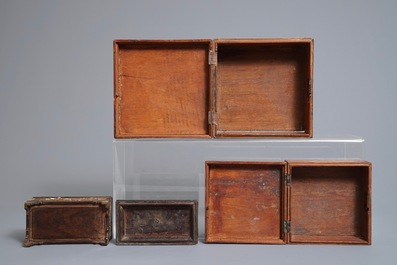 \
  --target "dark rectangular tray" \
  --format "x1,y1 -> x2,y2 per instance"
116,200 -> 198,245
